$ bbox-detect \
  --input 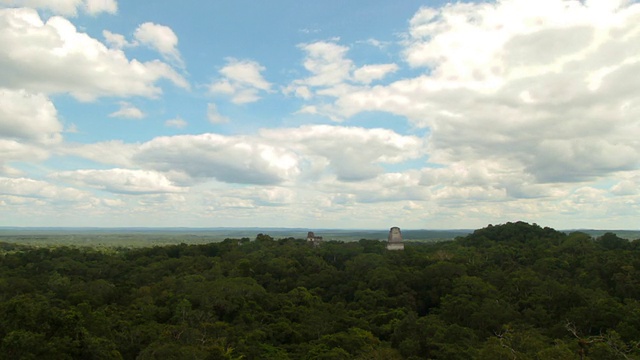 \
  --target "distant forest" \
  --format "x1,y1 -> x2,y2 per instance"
0,228 -> 476,247
1,222 -> 640,359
